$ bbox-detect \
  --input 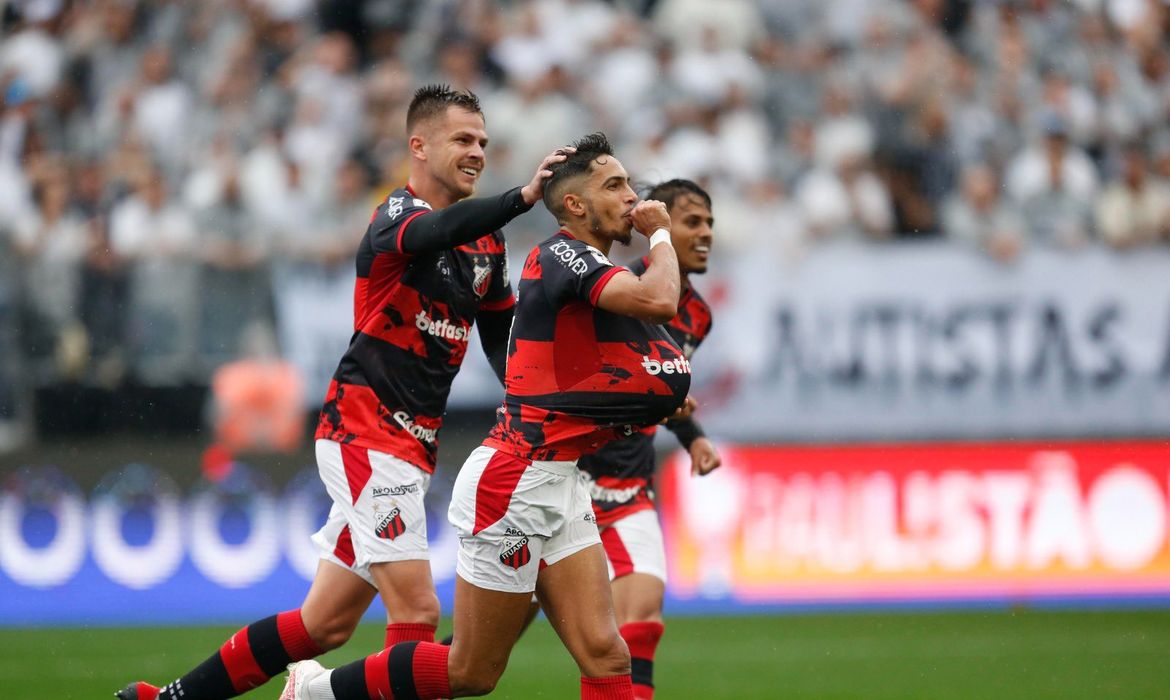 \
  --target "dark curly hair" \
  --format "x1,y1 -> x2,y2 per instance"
645,178 -> 711,213
542,132 -> 615,220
